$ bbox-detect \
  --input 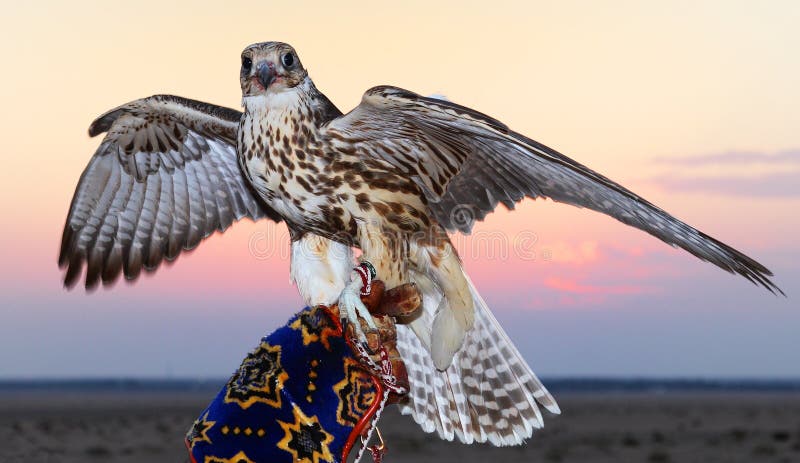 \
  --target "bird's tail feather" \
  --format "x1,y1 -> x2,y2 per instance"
396,274 -> 559,446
